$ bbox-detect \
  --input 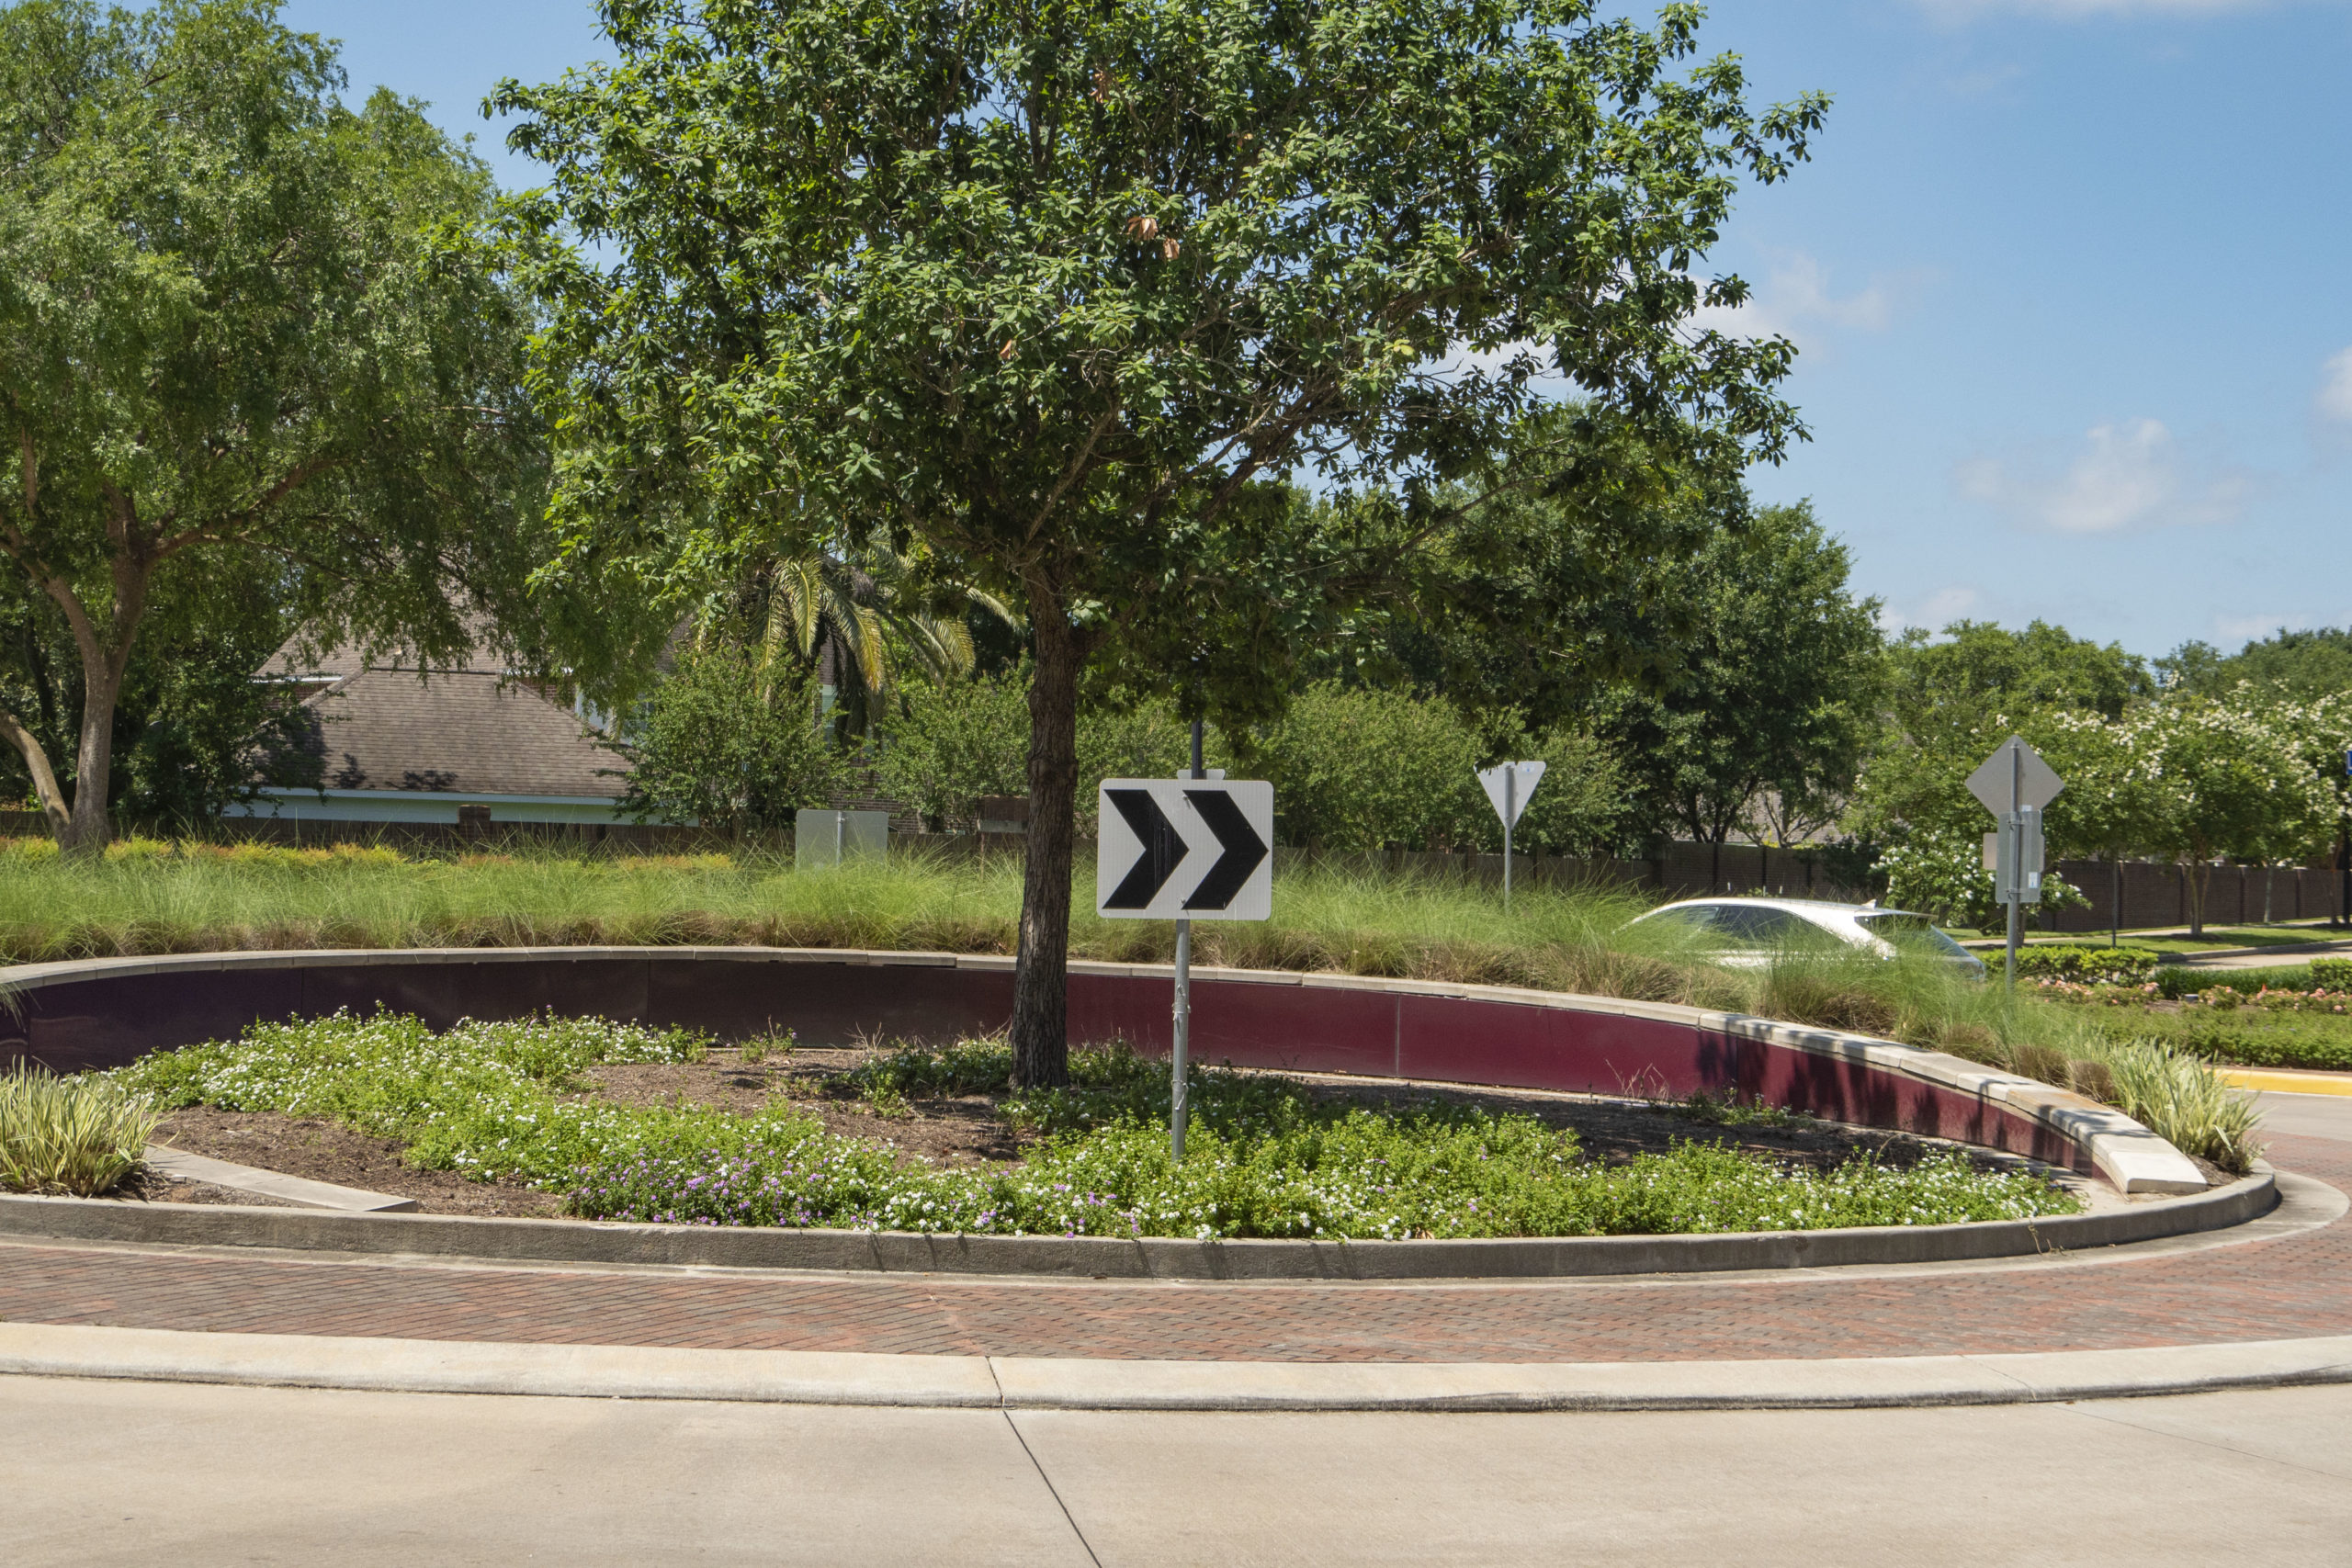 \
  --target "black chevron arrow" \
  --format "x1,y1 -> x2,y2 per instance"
1103,788 -> 1188,909
1182,788 -> 1268,911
